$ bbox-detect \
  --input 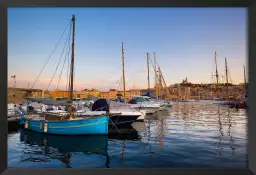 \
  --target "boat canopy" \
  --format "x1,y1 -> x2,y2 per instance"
142,92 -> 151,97
91,99 -> 110,112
